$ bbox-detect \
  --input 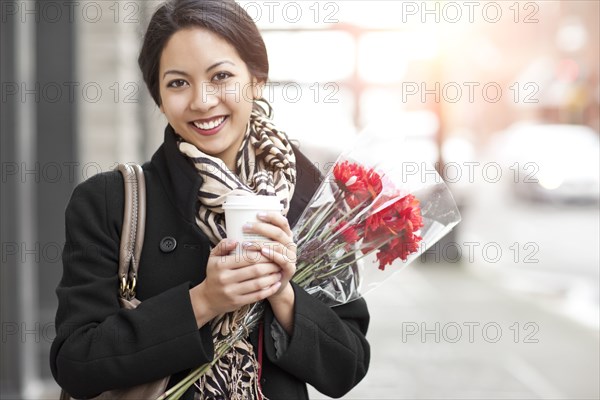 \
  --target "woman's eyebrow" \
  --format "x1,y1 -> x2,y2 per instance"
163,61 -> 236,79
163,69 -> 190,79
206,60 -> 235,71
